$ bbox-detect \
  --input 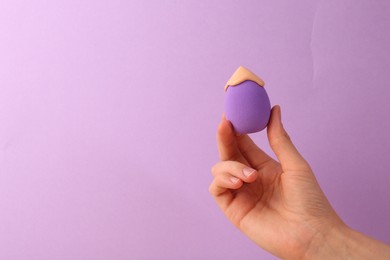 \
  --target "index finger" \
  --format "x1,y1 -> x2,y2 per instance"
217,117 -> 248,164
